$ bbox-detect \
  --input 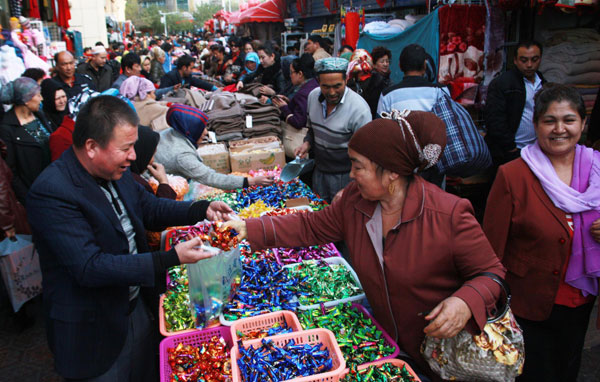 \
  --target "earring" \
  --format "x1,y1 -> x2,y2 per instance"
388,183 -> 395,195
